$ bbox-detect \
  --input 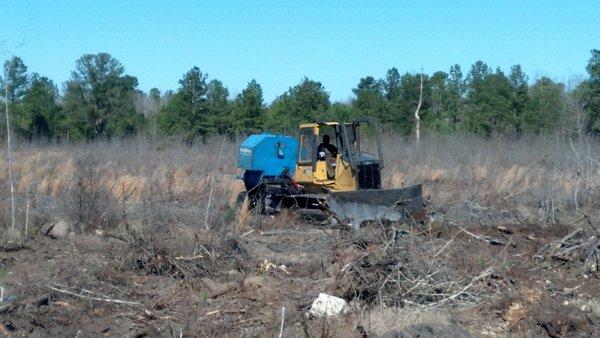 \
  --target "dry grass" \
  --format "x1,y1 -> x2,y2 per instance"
1,133 -> 599,235
0,138 -> 244,234
380,134 -> 600,222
